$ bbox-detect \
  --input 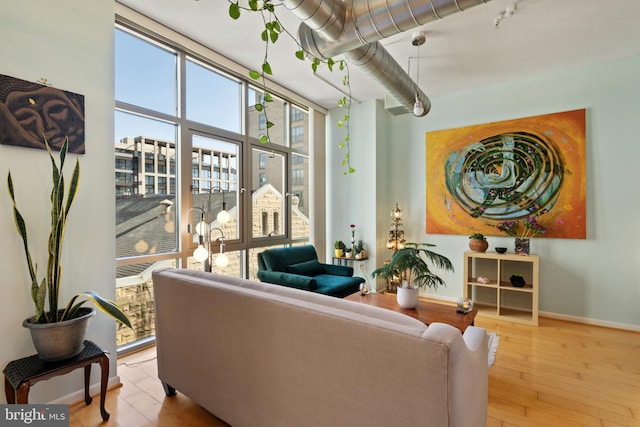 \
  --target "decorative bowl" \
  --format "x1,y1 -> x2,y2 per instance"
495,247 -> 507,254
